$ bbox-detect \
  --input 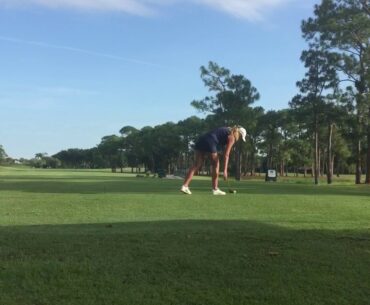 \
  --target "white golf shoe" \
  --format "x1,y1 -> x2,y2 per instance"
212,188 -> 226,195
180,185 -> 192,195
